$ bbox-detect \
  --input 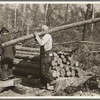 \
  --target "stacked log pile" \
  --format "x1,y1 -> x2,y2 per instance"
14,46 -> 80,79
13,60 -> 40,78
50,51 -> 80,78
13,46 -> 40,78
15,46 -> 40,60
